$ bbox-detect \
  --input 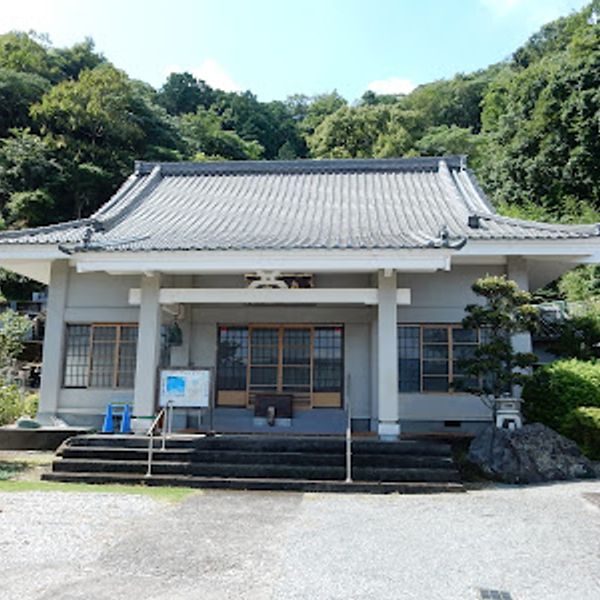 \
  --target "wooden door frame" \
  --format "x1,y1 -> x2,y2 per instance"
216,323 -> 344,409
